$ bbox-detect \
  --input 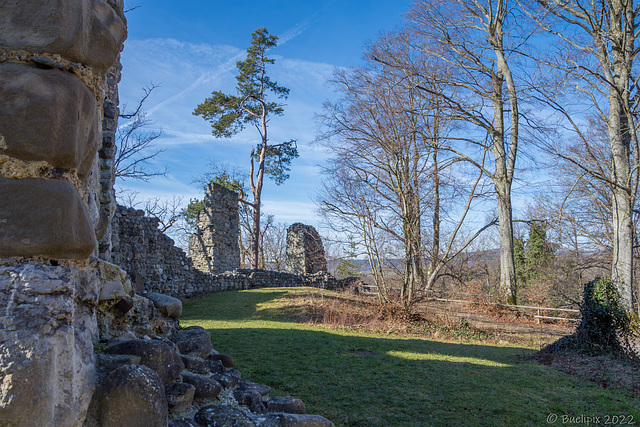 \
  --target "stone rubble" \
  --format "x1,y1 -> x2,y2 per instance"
88,290 -> 335,427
